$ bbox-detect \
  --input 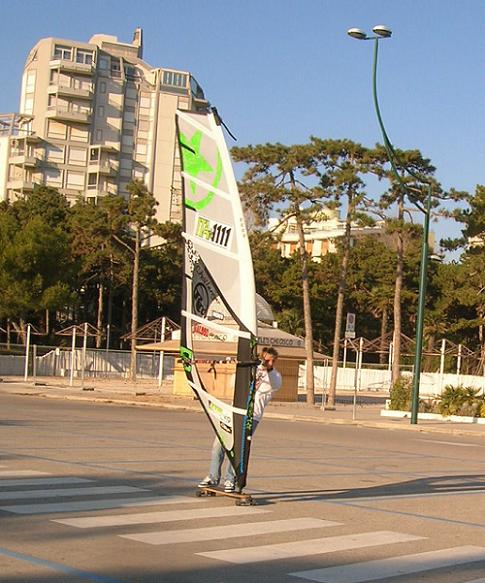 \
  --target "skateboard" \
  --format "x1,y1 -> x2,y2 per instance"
196,486 -> 255,506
